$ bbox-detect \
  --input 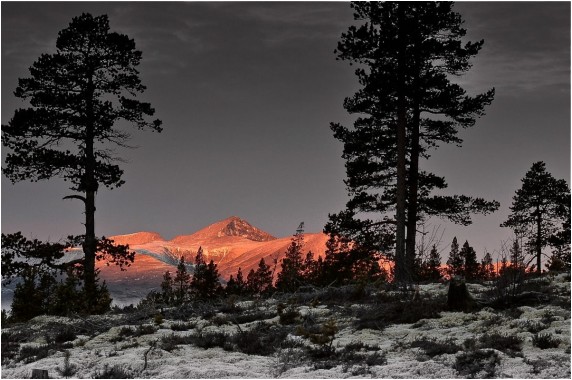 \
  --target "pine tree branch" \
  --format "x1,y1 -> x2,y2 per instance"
63,194 -> 87,203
